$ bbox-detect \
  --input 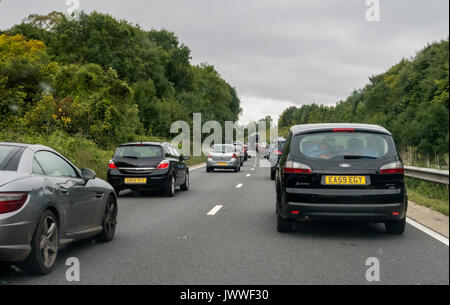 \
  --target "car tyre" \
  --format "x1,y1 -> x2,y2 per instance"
270,168 -> 276,180
164,175 -> 176,197
96,196 -> 117,242
385,217 -> 406,235
20,209 -> 59,275
180,172 -> 189,191
277,214 -> 292,233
